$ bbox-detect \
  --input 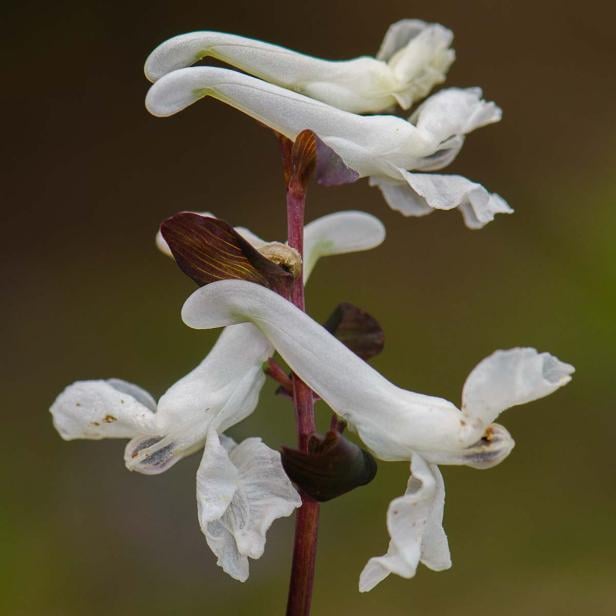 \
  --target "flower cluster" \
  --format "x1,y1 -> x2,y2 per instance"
51,19 -> 573,597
